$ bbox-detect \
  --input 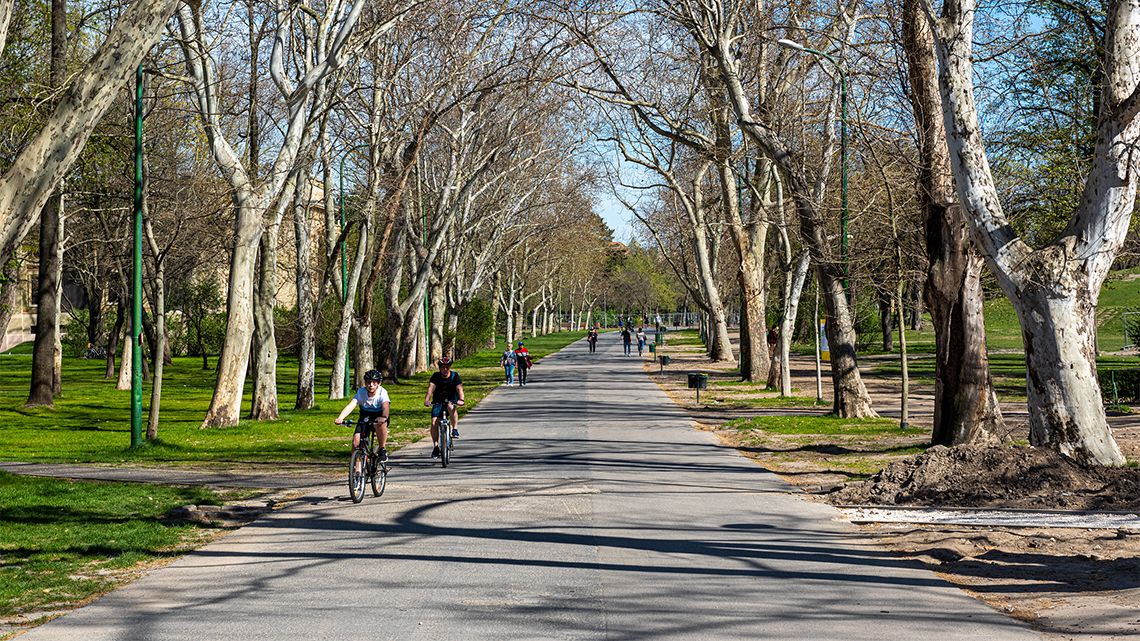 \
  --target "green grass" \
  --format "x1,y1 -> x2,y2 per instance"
725,414 -> 907,436
0,332 -> 586,465
0,472 -> 224,619
659,329 -> 703,347
705,395 -> 827,409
